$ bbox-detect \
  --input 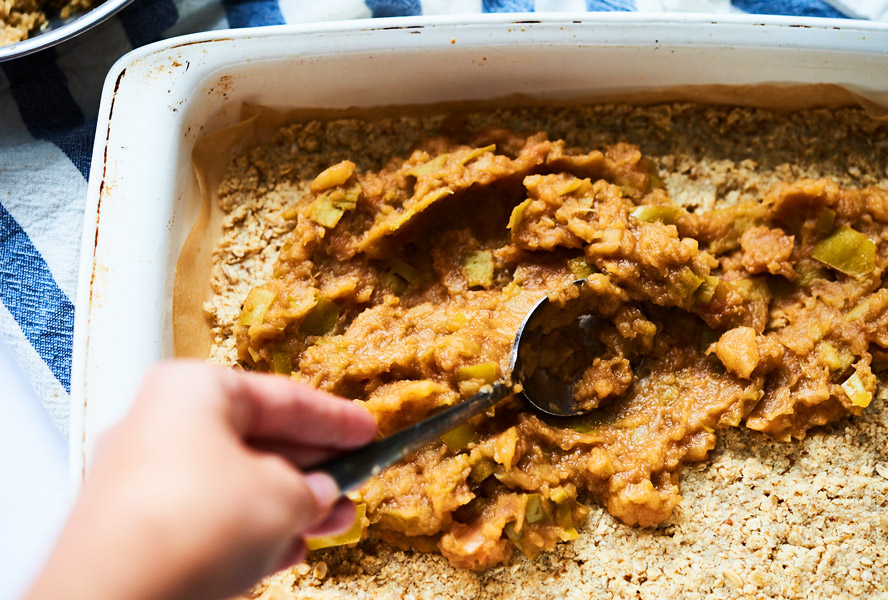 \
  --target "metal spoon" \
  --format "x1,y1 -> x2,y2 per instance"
314,280 -> 590,493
